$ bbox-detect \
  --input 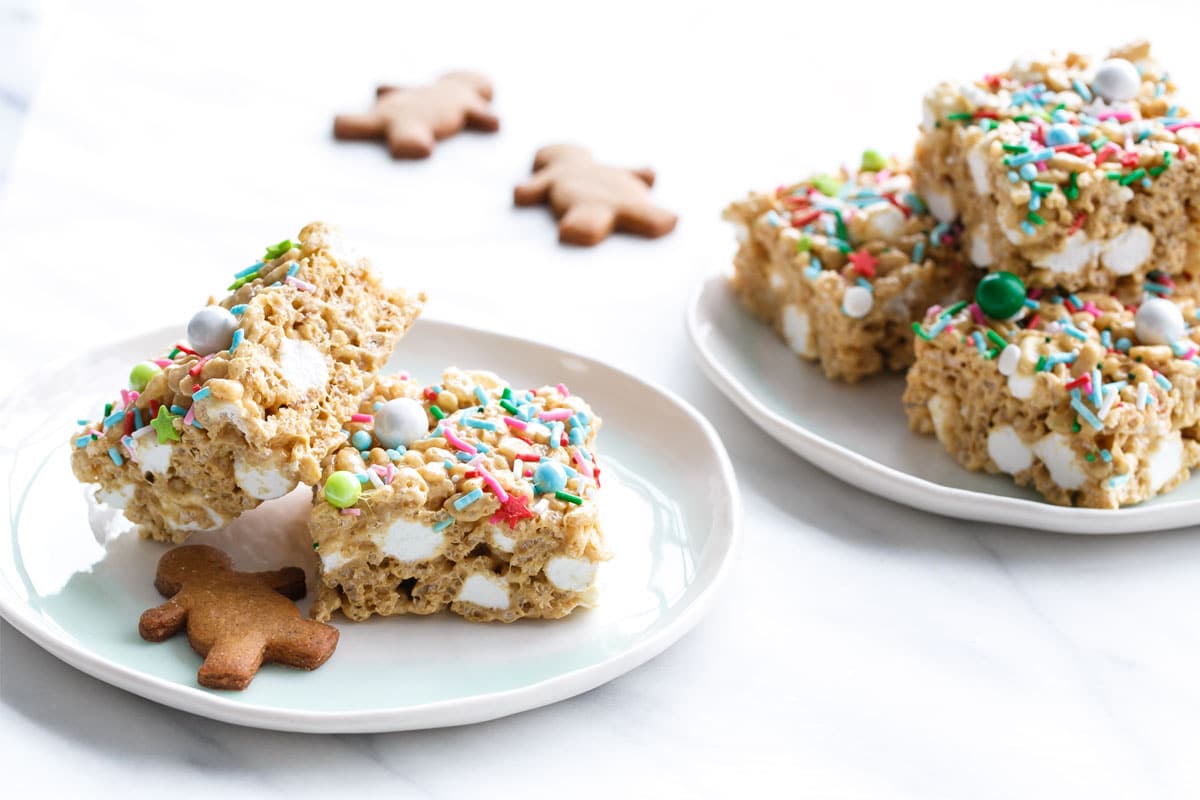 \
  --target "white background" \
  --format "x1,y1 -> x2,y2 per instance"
5,1 -> 1200,797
